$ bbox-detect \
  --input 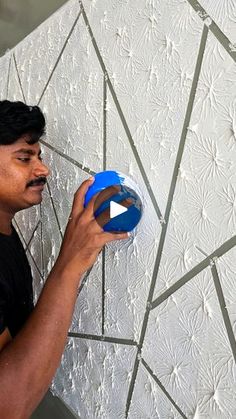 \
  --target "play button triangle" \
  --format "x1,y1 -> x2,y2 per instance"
110,201 -> 128,219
